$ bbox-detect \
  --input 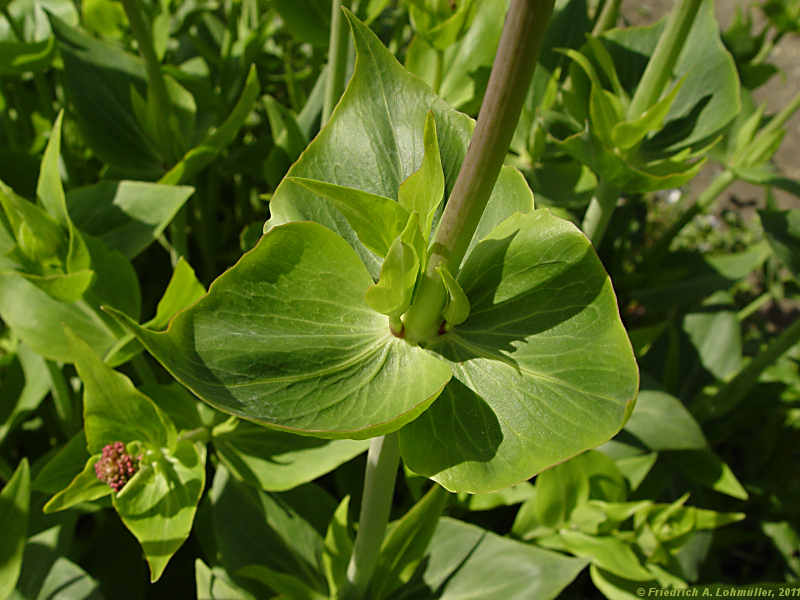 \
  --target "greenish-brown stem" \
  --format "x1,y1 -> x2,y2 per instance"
626,0 -> 702,121
403,0 -> 555,344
